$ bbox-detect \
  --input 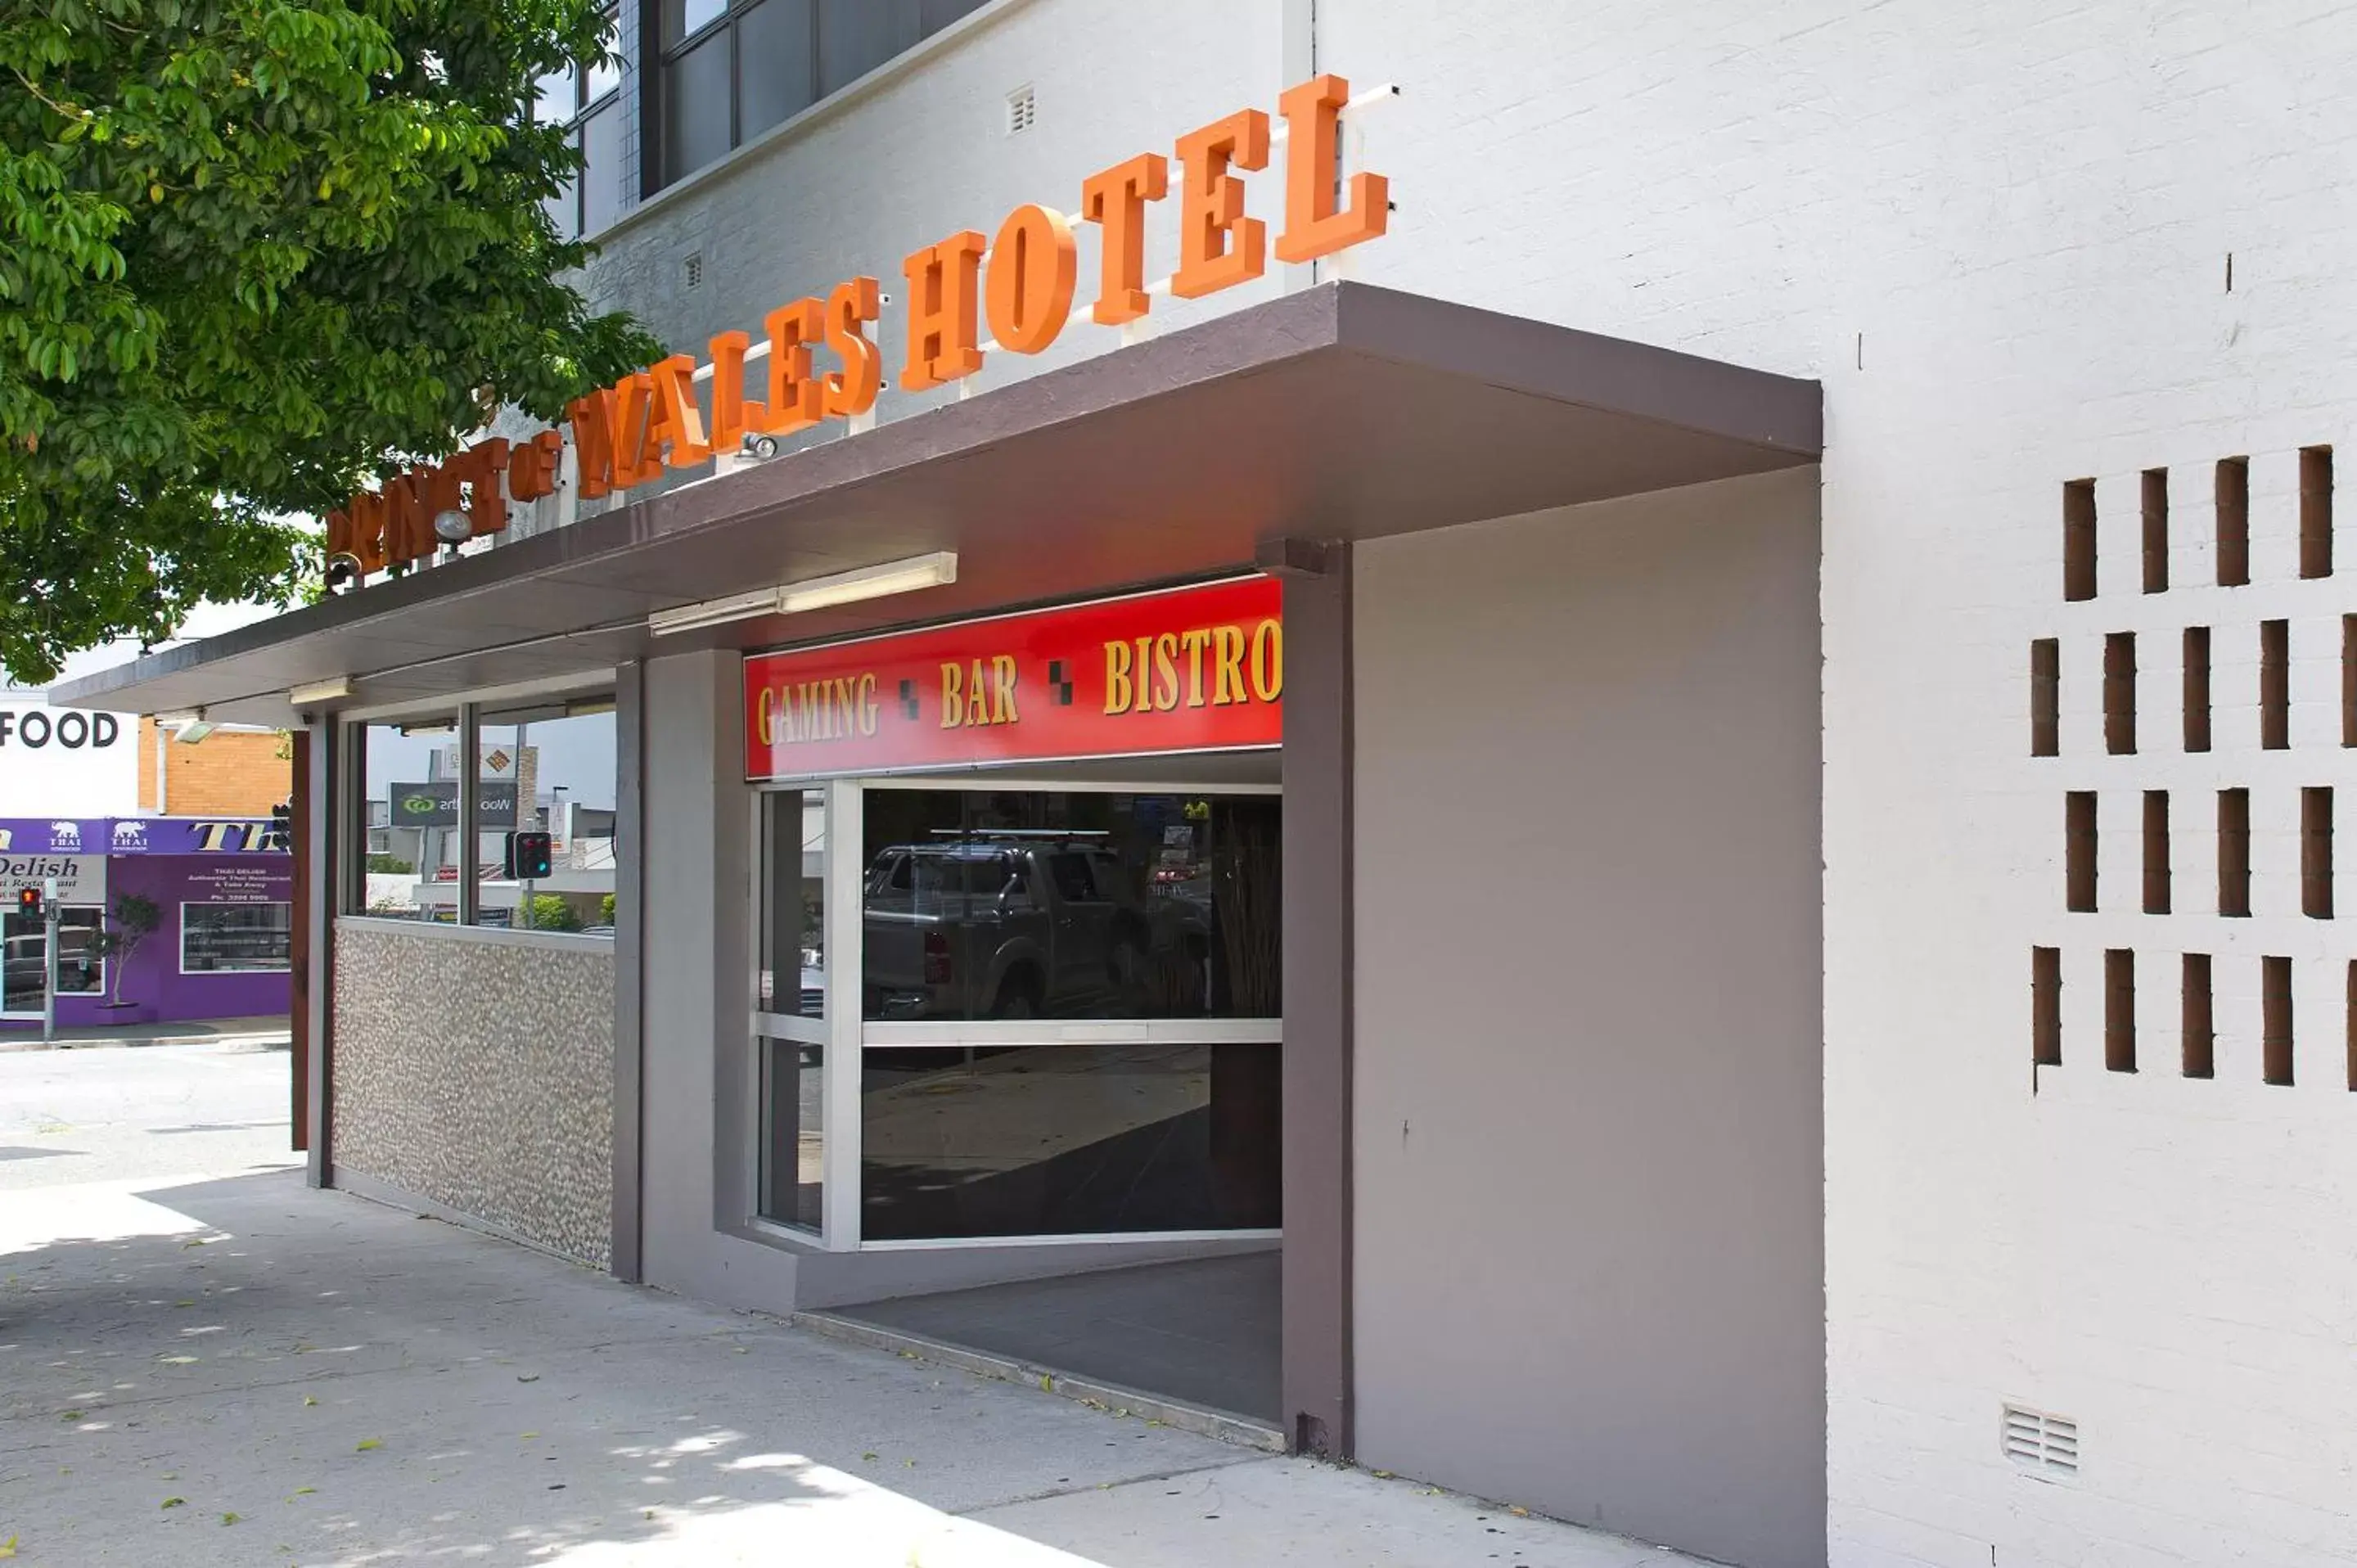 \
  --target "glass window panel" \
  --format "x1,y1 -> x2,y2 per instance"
760,1037 -> 823,1230
918,0 -> 989,36
359,717 -> 457,919
579,104 -> 624,237
584,9 -> 624,102
182,903 -> 292,973
2,908 -> 106,1007
737,0 -> 816,141
664,32 -> 735,180
759,789 -> 825,1015
818,0 -> 920,96
543,155 -> 580,241
477,698 -> 617,934
860,1041 -> 1281,1241
860,790 -> 1281,1021
533,62 -> 578,123
665,0 -> 728,43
